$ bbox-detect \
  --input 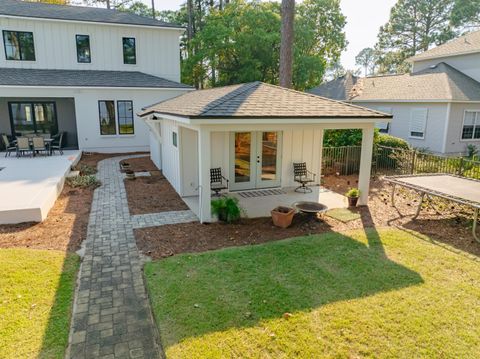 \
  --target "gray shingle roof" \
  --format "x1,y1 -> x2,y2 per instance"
307,72 -> 359,101
409,30 -> 480,62
0,0 -> 183,29
0,68 -> 192,89
139,82 -> 391,119
350,63 -> 480,102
